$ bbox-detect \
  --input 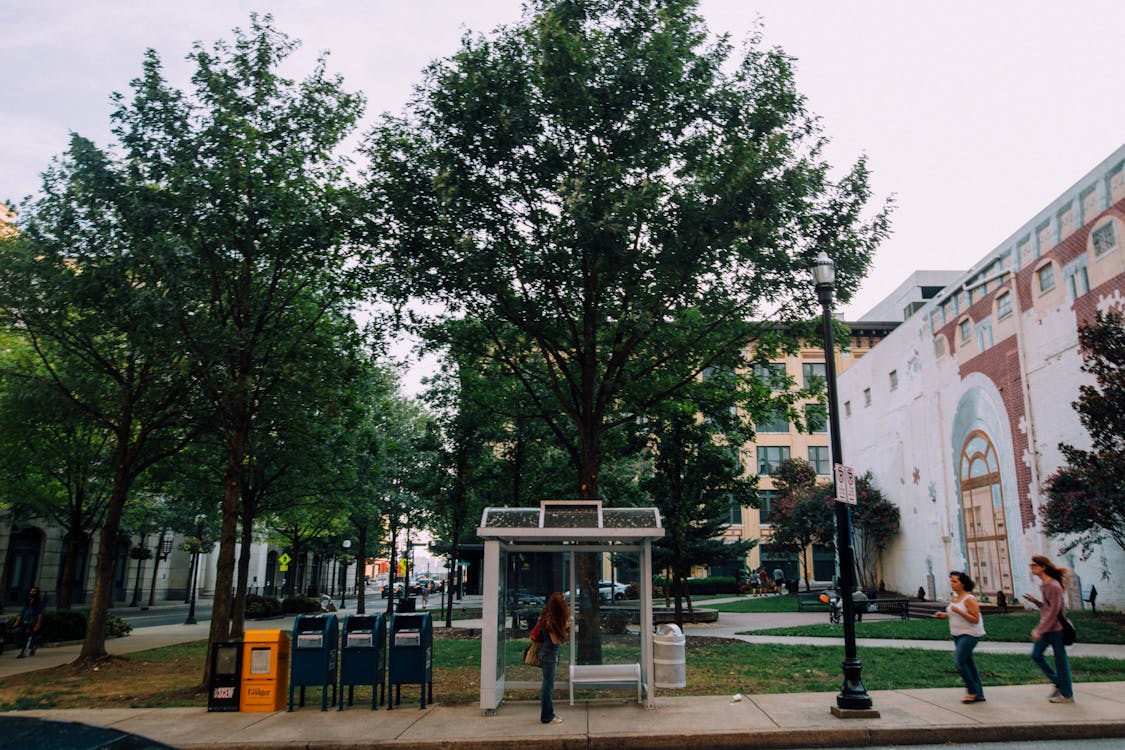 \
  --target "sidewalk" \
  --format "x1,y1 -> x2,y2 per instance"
3,598 -> 1124,749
